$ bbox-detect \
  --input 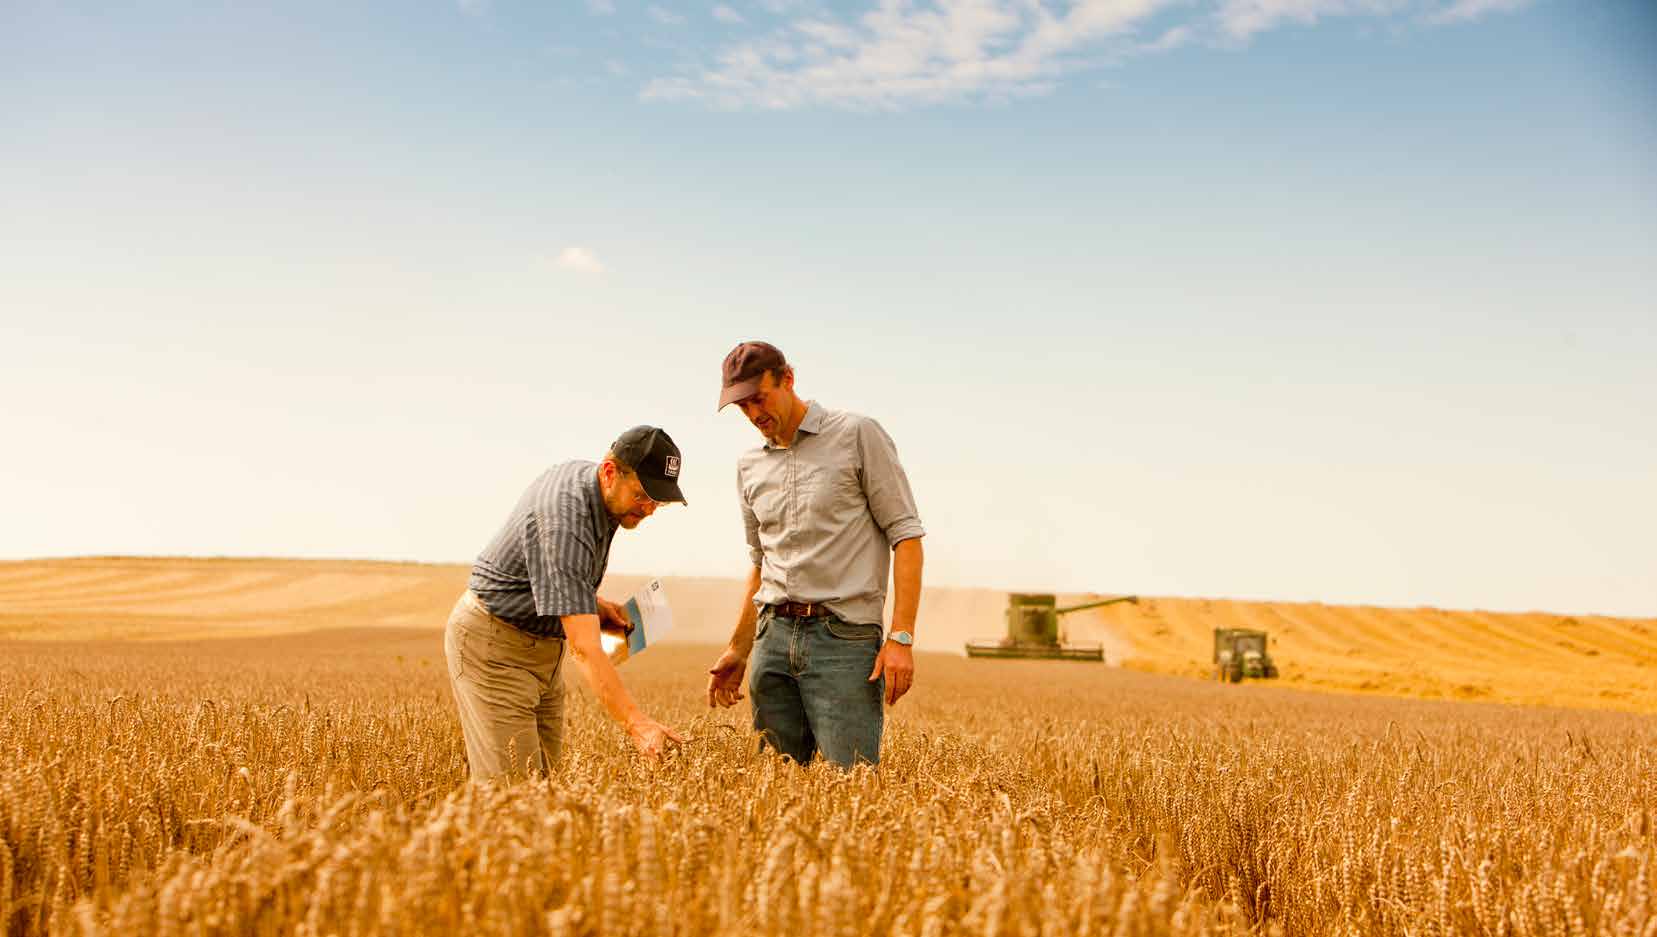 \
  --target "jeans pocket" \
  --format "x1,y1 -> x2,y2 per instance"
824,619 -> 883,642
755,608 -> 774,642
